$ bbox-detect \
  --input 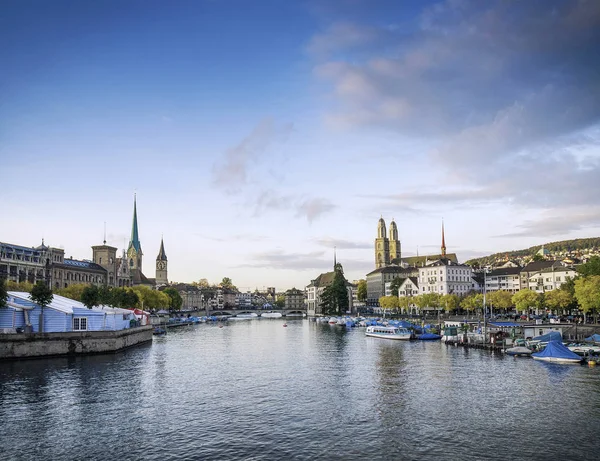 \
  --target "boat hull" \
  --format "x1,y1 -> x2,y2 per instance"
532,356 -> 582,364
365,332 -> 411,340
